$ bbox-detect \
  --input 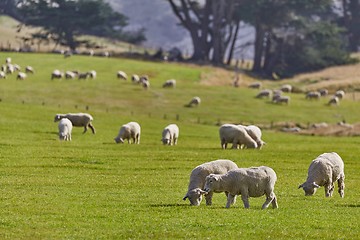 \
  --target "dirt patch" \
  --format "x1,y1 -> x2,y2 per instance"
296,123 -> 360,137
